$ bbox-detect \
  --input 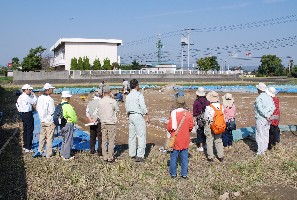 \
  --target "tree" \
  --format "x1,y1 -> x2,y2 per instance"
77,57 -> 83,70
41,53 -> 53,70
102,58 -> 111,70
257,55 -> 284,76
70,57 -> 78,70
111,62 -> 119,70
21,46 -> 46,71
131,59 -> 141,70
83,56 -> 91,70
196,56 -> 220,72
93,58 -> 101,70
11,57 -> 21,70
119,64 -> 132,70
291,65 -> 297,78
